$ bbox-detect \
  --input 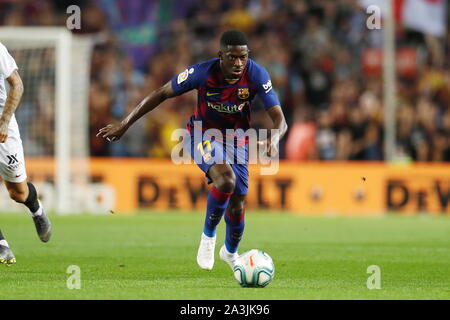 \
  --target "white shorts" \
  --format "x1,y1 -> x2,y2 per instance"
0,113 -> 27,183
